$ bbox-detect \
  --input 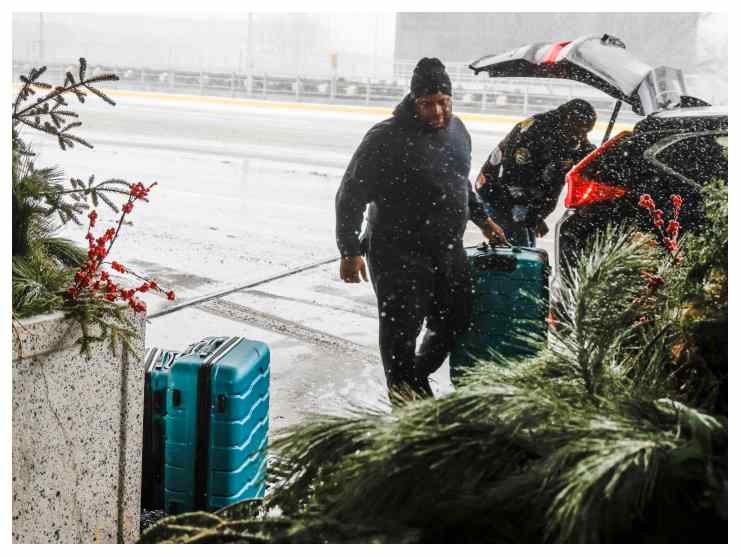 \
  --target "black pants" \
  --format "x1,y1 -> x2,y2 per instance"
366,233 -> 472,404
